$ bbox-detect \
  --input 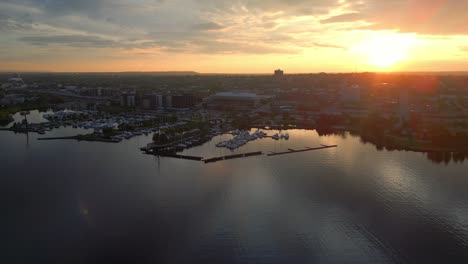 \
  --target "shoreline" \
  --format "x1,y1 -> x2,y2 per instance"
35,128 -> 468,155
